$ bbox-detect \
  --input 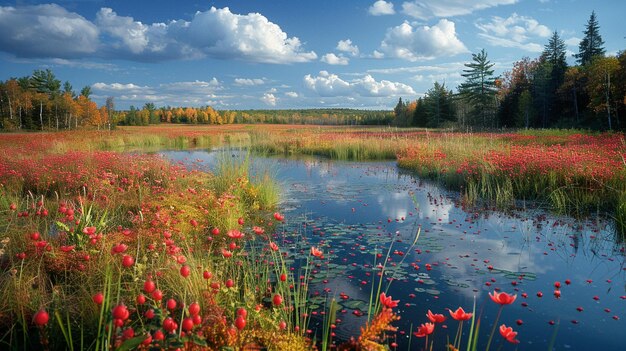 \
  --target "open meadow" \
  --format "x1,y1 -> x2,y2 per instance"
0,125 -> 625,350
